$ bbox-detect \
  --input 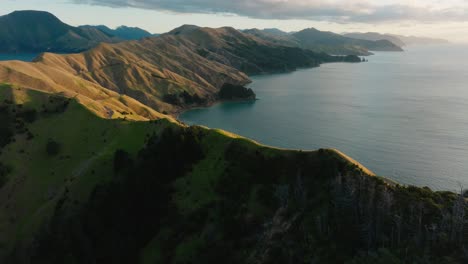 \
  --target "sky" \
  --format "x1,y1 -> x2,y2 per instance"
2,0 -> 468,42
